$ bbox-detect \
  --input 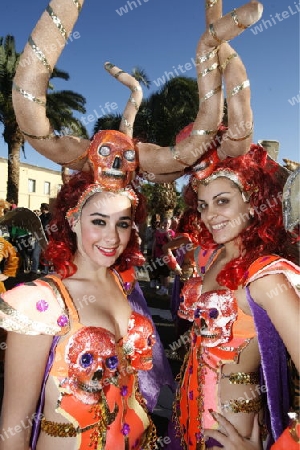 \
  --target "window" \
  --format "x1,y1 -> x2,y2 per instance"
44,181 -> 50,195
28,179 -> 36,193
